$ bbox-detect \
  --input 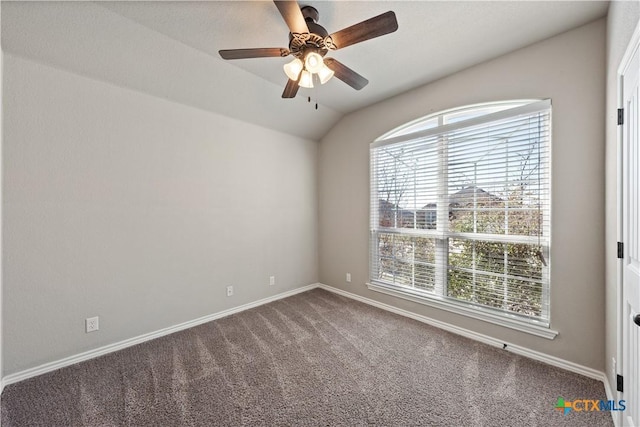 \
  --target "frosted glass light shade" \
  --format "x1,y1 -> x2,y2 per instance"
283,58 -> 303,81
304,52 -> 324,74
317,64 -> 335,84
299,70 -> 314,88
